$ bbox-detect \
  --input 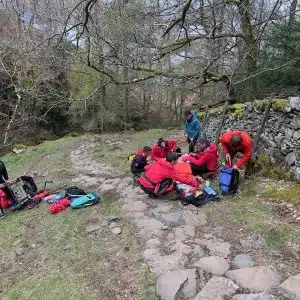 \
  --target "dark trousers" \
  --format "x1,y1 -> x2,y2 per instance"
187,138 -> 195,153
190,164 -> 209,175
